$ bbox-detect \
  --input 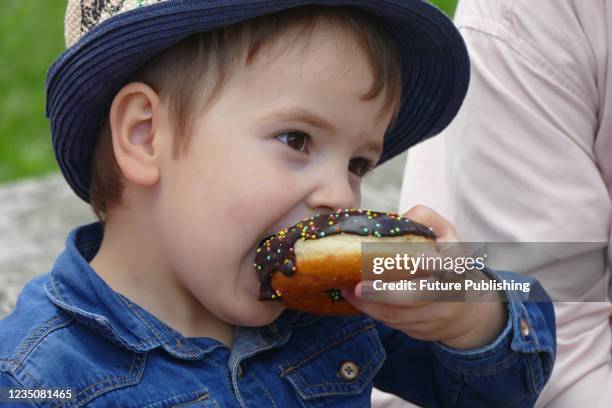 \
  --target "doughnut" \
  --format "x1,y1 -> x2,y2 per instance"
255,209 -> 437,315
